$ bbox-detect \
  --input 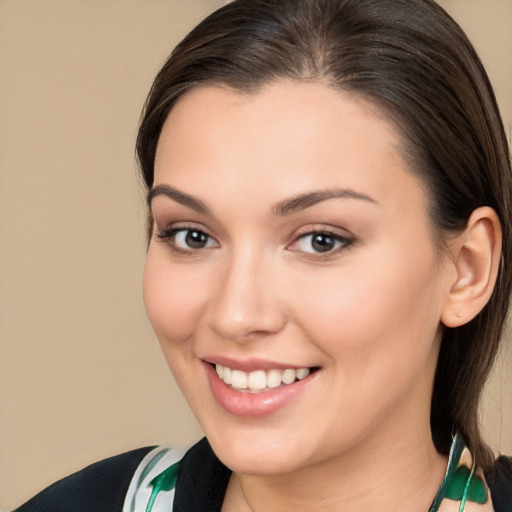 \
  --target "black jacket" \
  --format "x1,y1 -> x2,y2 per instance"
14,438 -> 512,512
